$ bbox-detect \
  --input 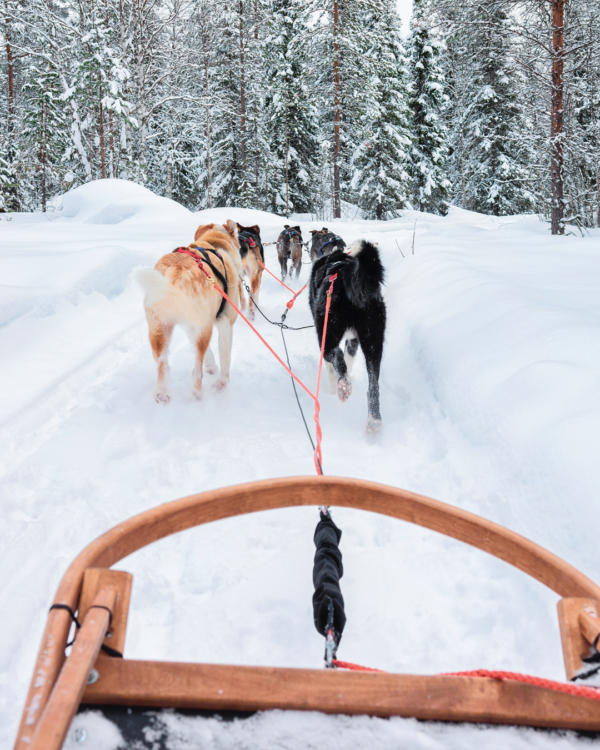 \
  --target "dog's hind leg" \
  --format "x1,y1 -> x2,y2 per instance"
203,344 -> 218,375
248,270 -> 261,321
192,324 -> 213,398
344,332 -> 359,375
214,316 -> 233,391
146,310 -> 174,404
357,328 -> 383,437
325,346 -> 352,402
